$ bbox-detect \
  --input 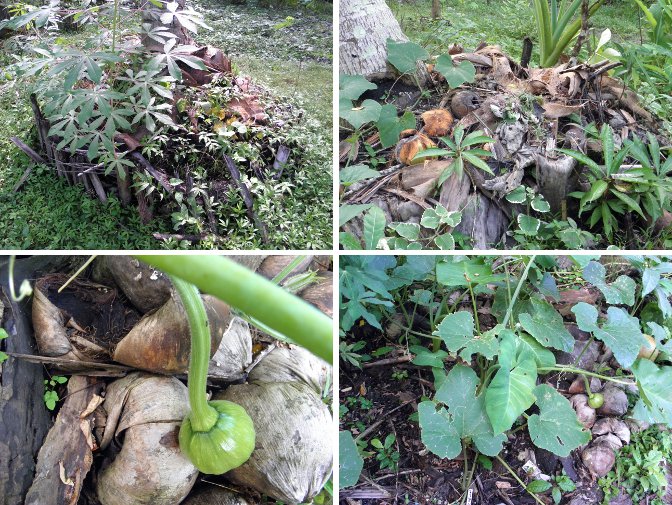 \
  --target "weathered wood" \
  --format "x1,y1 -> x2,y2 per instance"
455,192 -> 509,249
137,190 -> 153,224
54,149 -> 70,184
536,153 -> 577,214
10,136 -> 47,165
223,155 -> 269,244
153,232 -> 208,242
117,168 -> 132,207
299,271 -> 333,318
0,256 -> 67,505
29,94 -> 53,161
272,145 -> 291,180
89,172 -> 108,203
24,375 -> 104,505
129,151 -> 174,194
